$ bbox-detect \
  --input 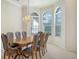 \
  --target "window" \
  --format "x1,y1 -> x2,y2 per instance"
43,11 -> 52,34
55,7 -> 62,36
31,12 -> 39,34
